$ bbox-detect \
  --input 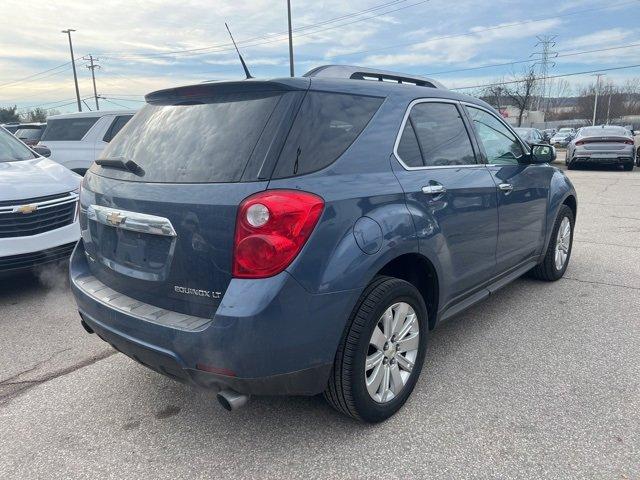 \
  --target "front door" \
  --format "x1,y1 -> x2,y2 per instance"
464,105 -> 551,272
392,100 -> 498,306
